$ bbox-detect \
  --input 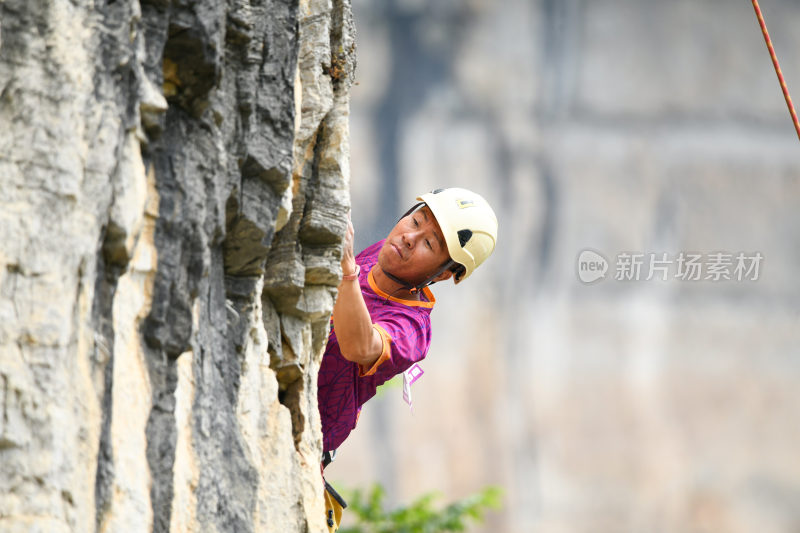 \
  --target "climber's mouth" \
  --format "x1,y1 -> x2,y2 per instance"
391,243 -> 404,260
